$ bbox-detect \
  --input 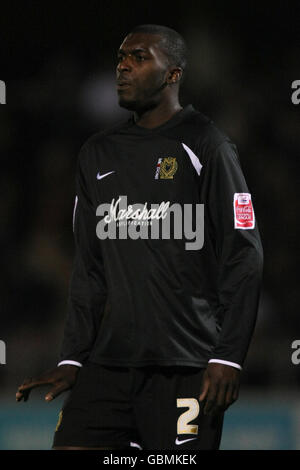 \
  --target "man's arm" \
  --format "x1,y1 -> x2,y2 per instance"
199,139 -> 264,414
58,142 -> 108,366
16,143 -> 107,402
